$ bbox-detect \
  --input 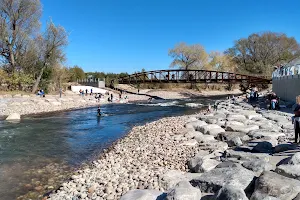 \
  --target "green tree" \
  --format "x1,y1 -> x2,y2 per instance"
168,42 -> 208,70
225,32 -> 300,75
69,65 -> 85,81
31,21 -> 68,93
0,0 -> 41,74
